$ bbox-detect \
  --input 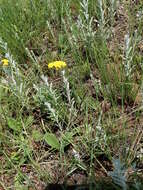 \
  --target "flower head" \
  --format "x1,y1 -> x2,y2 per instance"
1,58 -> 9,66
48,61 -> 67,70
